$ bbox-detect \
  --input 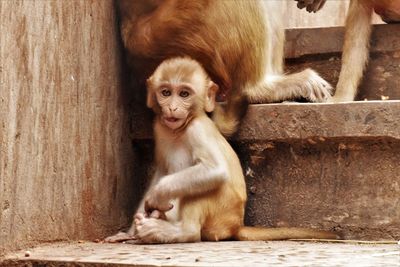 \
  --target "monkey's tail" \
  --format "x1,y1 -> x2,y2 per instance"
212,94 -> 248,137
234,226 -> 338,241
